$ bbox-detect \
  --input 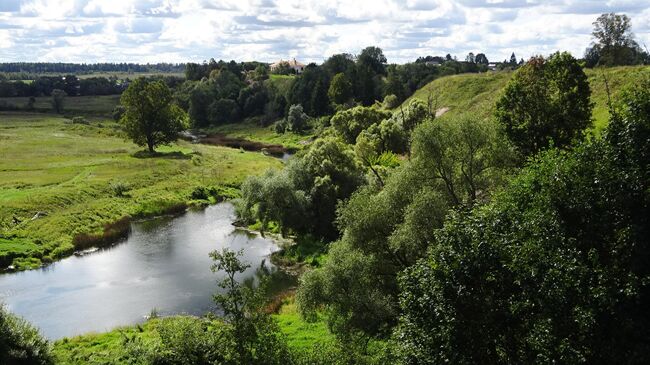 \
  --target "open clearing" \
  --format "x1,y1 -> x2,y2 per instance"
0,112 -> 281,270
